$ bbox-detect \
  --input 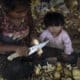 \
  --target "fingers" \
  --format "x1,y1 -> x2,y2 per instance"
16,47 -> 28,56
13,30 -> 29,40
37,48 -> 43,56
7,47 -> 29,61
7,53 -> 19,61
